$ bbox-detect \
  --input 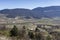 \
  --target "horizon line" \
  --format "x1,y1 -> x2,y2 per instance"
0,5 -> 60,10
